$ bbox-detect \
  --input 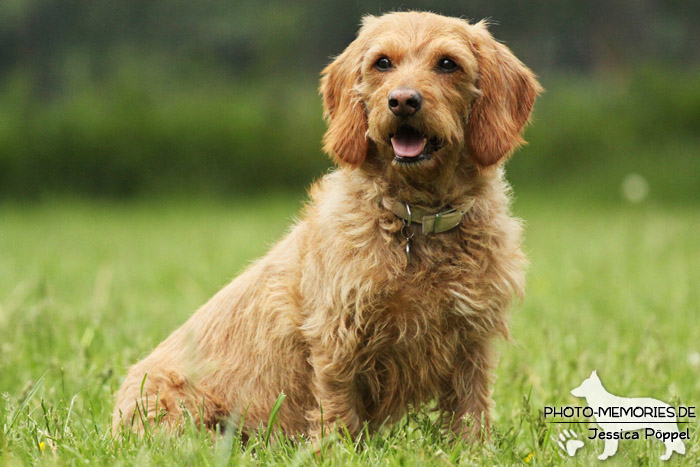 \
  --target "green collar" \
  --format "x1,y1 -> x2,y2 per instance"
387,198 -> 475,234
